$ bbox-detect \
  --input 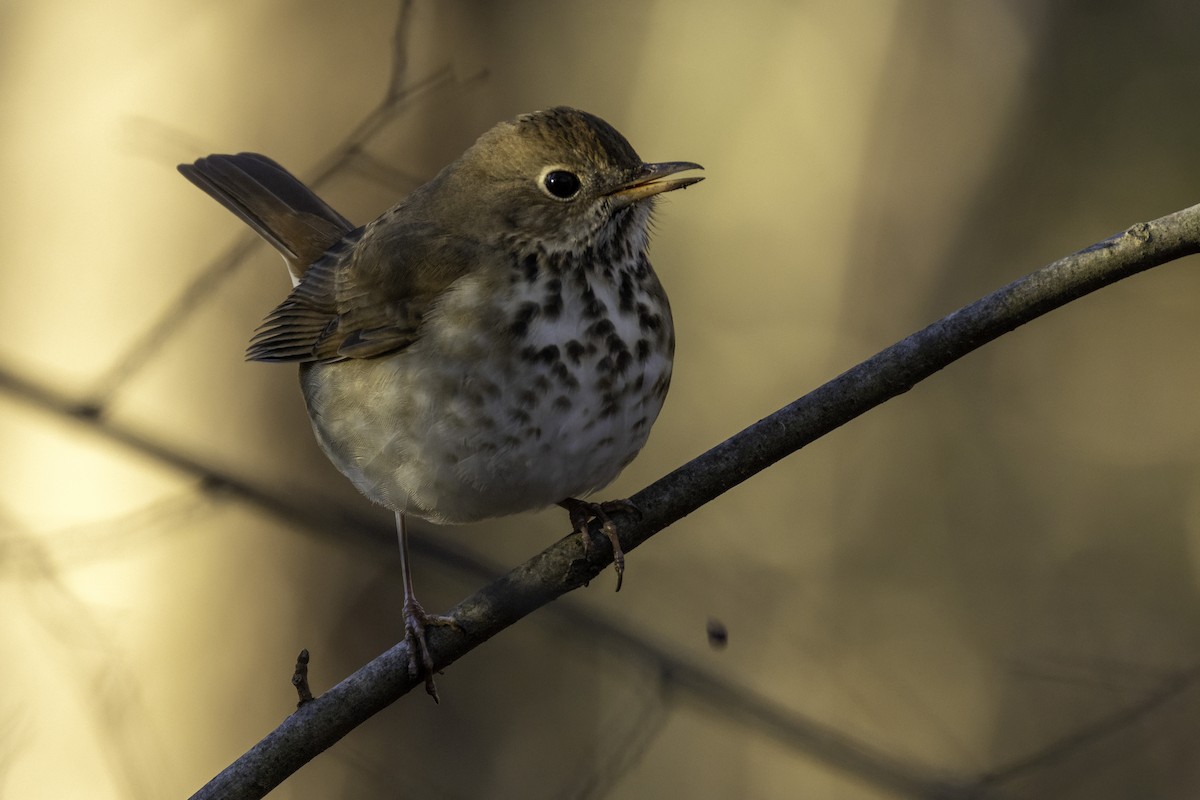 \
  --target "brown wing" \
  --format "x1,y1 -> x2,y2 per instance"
179,152 -> 482,364
245,222 -> 483,363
